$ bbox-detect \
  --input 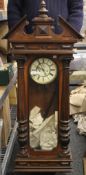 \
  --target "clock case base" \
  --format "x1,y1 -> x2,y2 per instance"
14,157 -> 72,173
